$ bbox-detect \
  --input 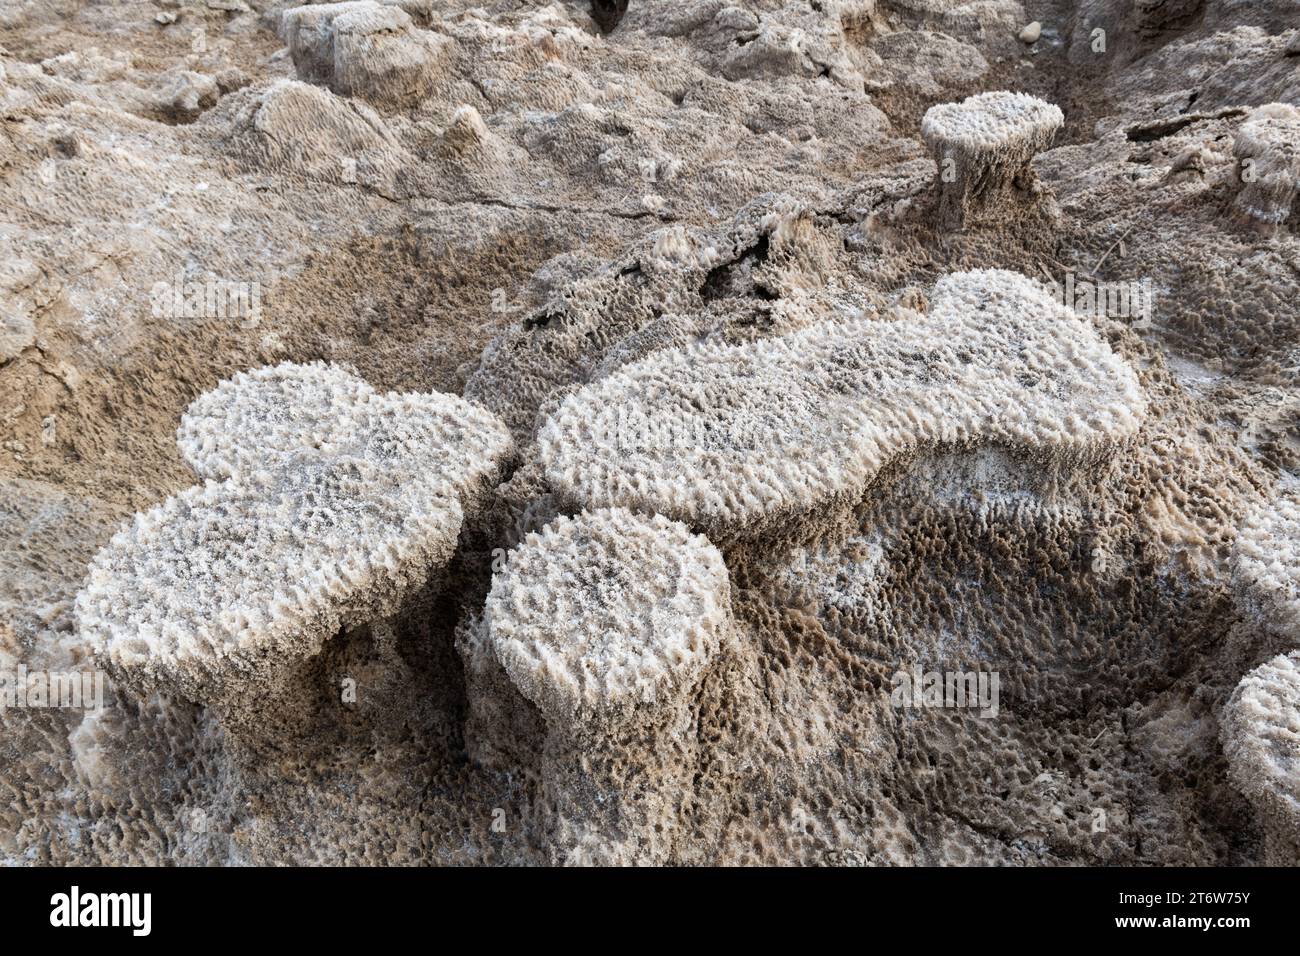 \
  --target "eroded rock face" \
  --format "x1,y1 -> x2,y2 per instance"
3,0 -> 1299,868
